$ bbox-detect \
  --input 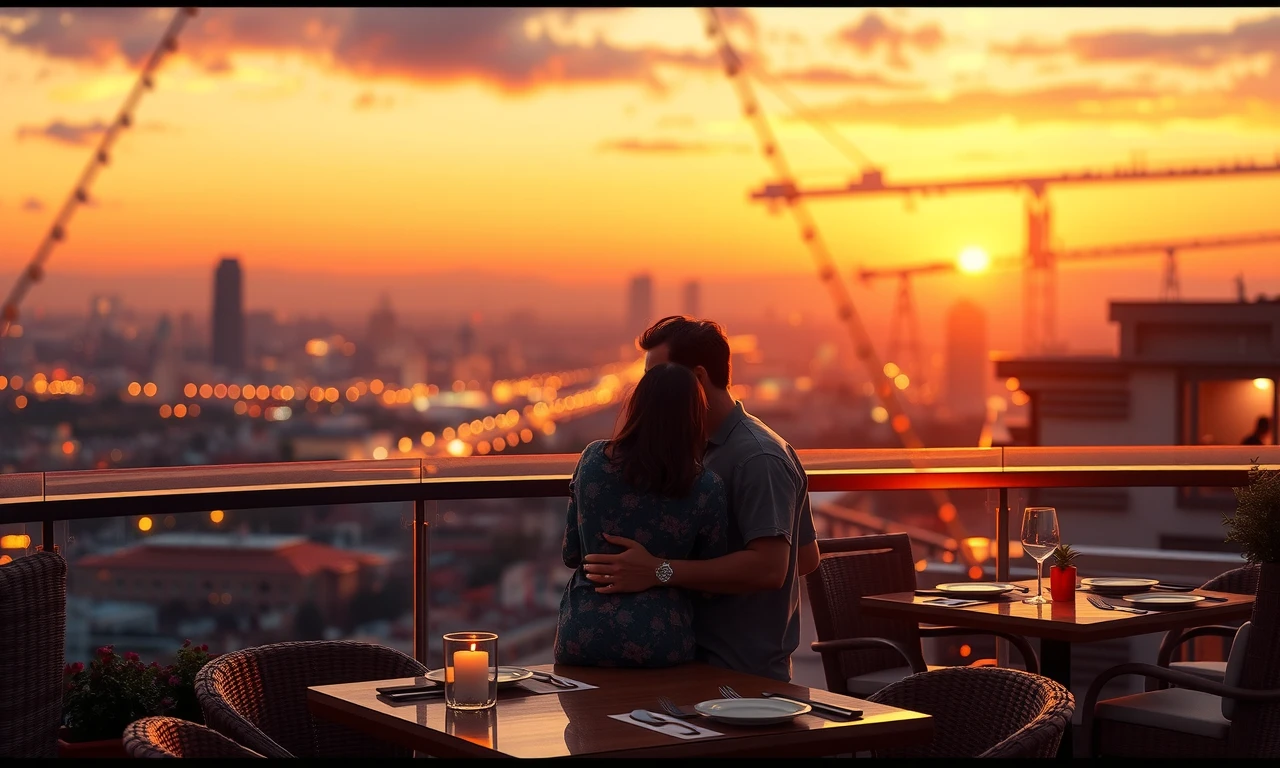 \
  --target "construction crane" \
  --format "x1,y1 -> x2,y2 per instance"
0,7 -> 200,341
754,158 -> 1280,354
857,228 -> 1280,327
700,8 -> 976,562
